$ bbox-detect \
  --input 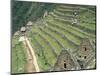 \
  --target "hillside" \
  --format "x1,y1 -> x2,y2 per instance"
12,1 -> 96,73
